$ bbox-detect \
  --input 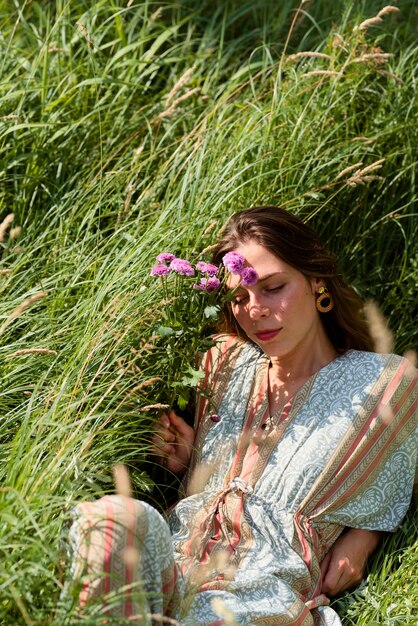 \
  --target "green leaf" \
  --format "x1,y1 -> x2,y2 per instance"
181,366 -> 206,387
157,325 -> 174,336
204,305 -> 220,319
